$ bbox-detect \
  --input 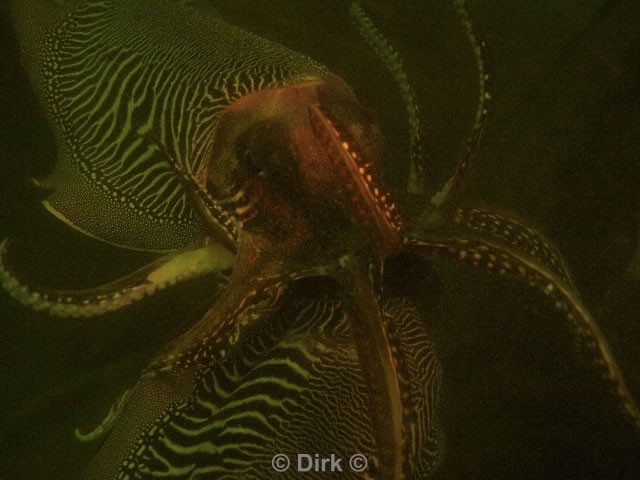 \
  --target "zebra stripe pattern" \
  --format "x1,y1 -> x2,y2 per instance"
104,296 -> 441,479
34,0 -> 330,251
